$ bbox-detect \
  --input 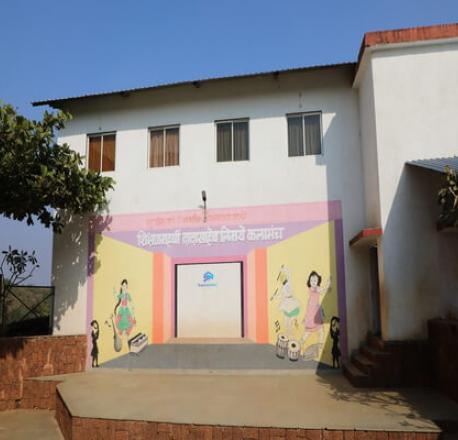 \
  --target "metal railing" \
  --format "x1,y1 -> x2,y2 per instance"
0,275 -> 54,337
